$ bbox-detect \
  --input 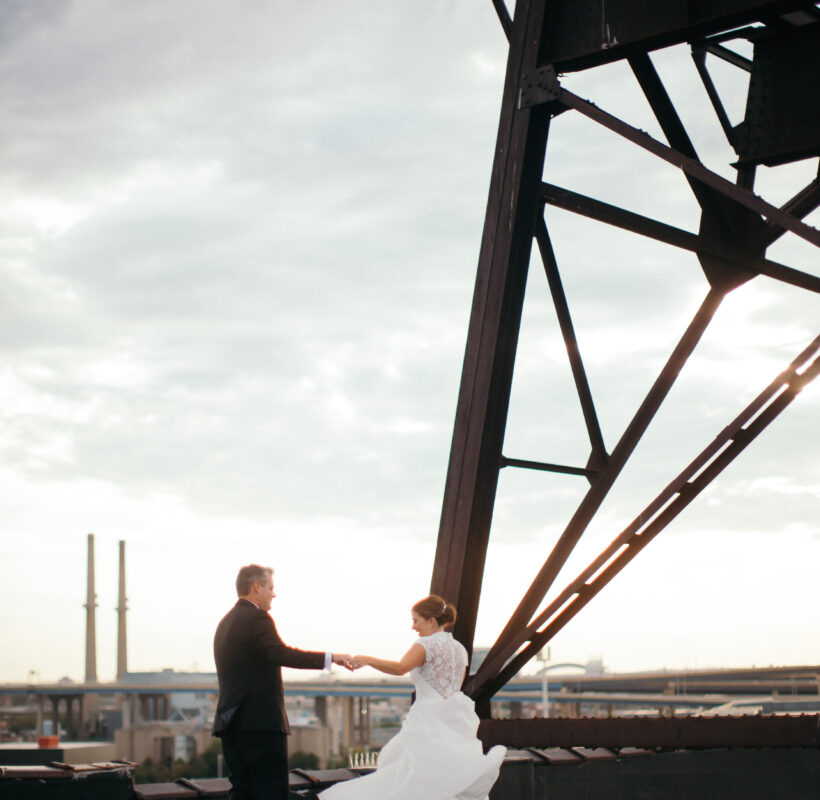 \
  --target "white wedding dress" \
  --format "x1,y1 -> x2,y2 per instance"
319,631 -> 506,800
